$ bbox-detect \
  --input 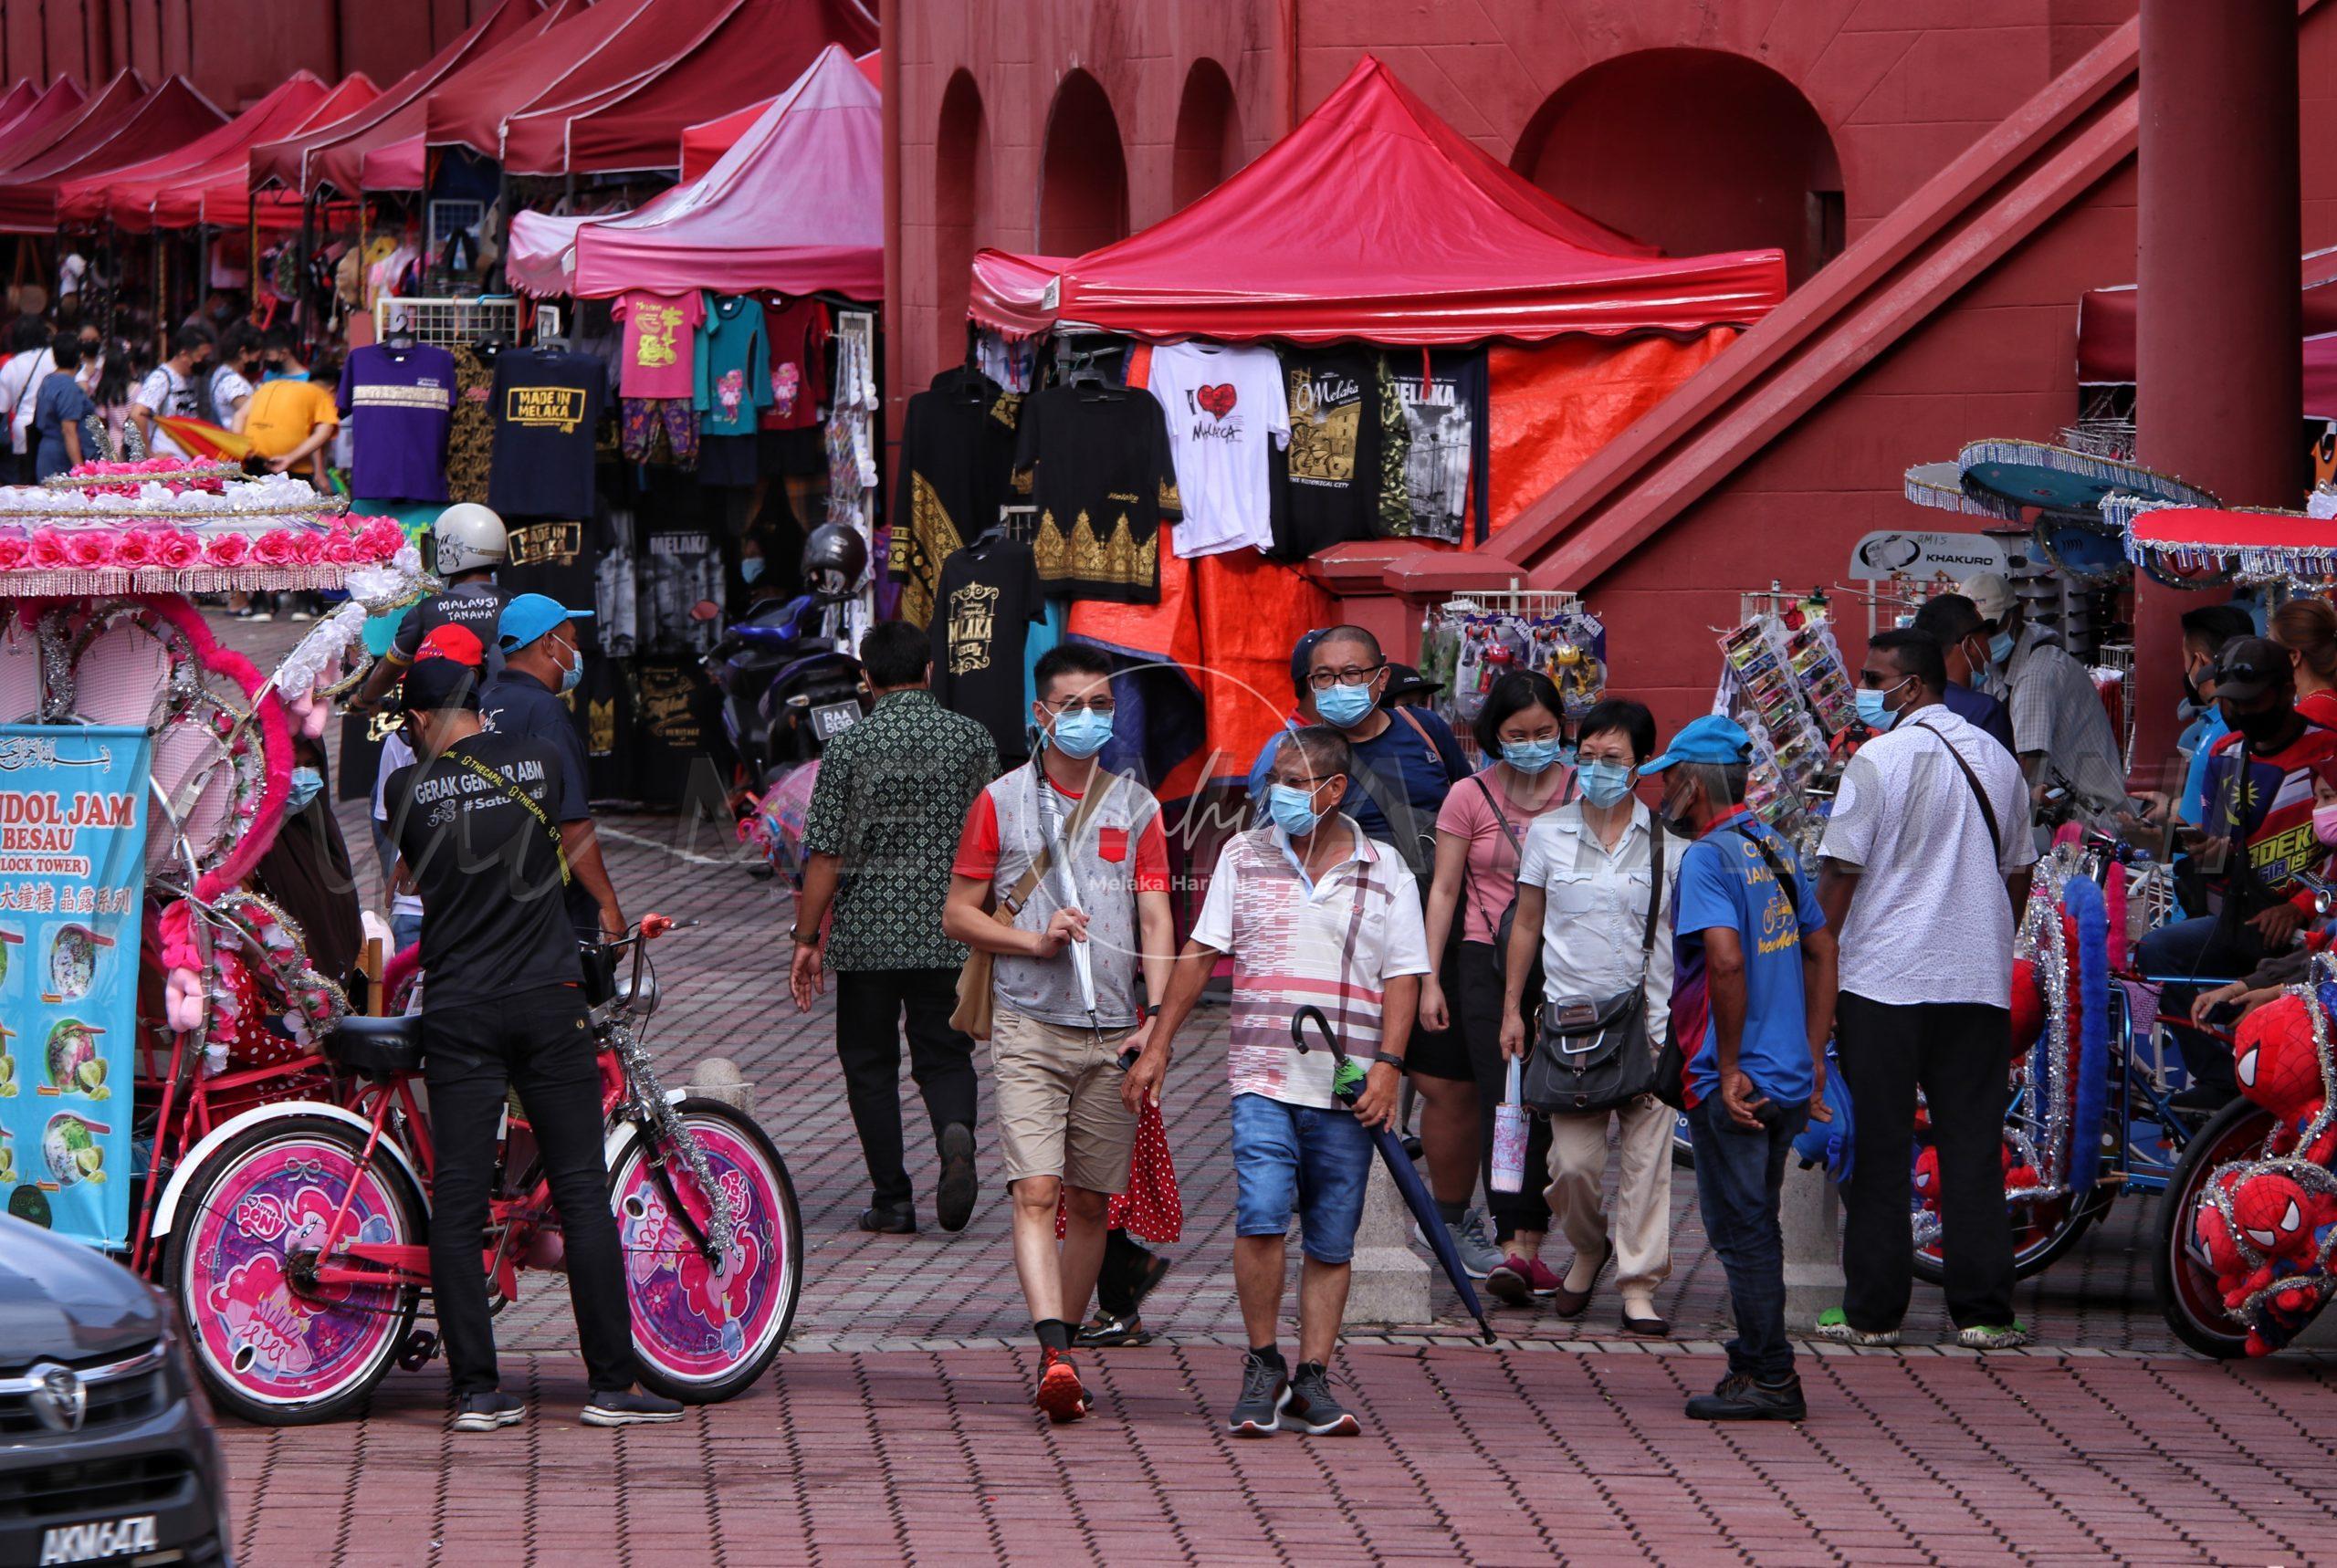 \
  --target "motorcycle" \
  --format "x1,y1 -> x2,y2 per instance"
705,594 -> 864,791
